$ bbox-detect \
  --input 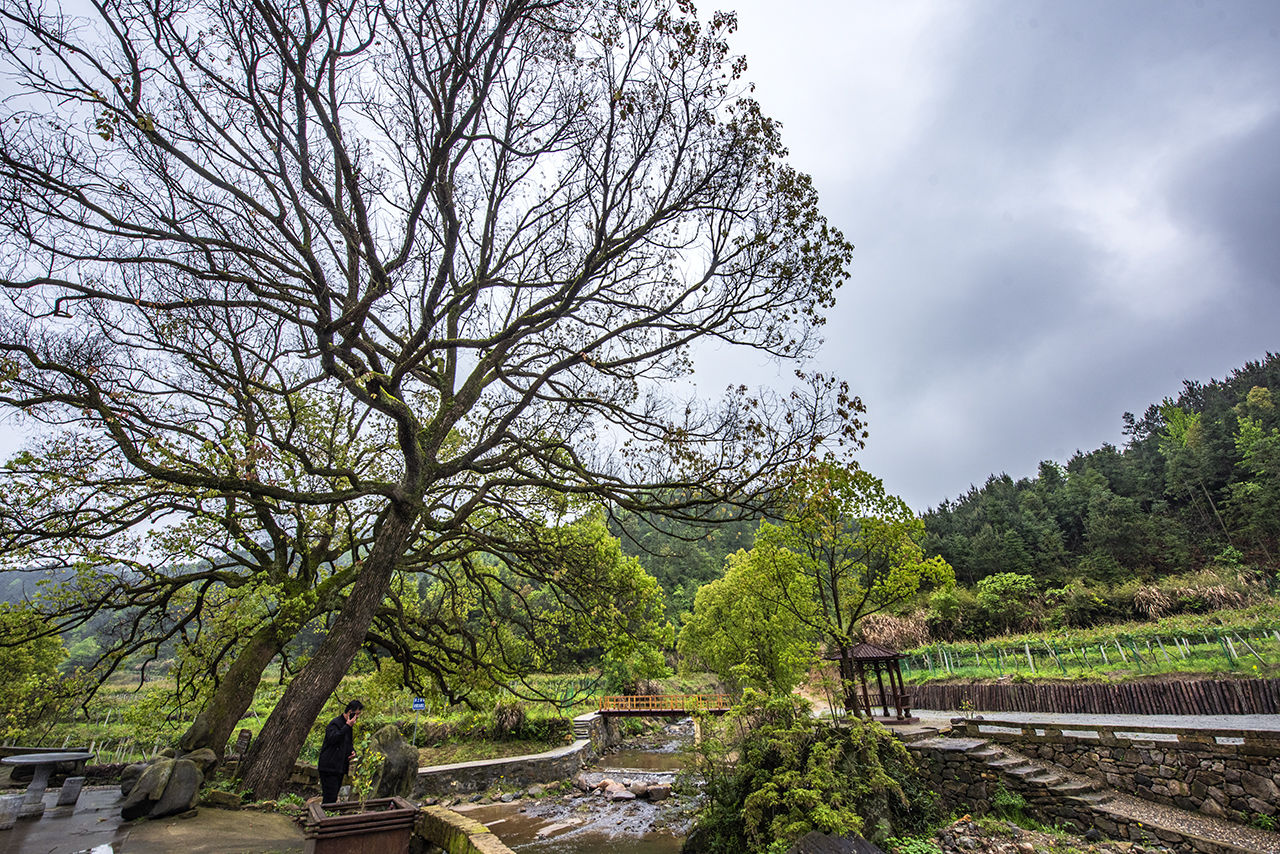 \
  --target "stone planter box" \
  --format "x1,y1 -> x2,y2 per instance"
303,796 -> 417,854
